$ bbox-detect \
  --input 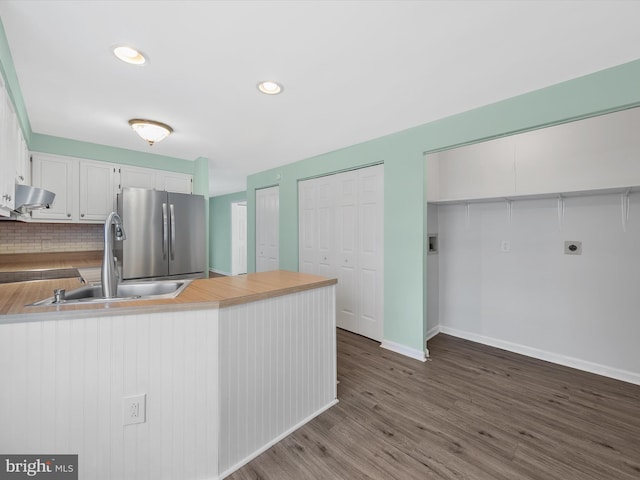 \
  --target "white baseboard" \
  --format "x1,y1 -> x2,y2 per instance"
438,326 -> 640,386
426,325 -> 440,341
381,339 -> 427,362
218,399 -> 339,479
210,268 -> 231,276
